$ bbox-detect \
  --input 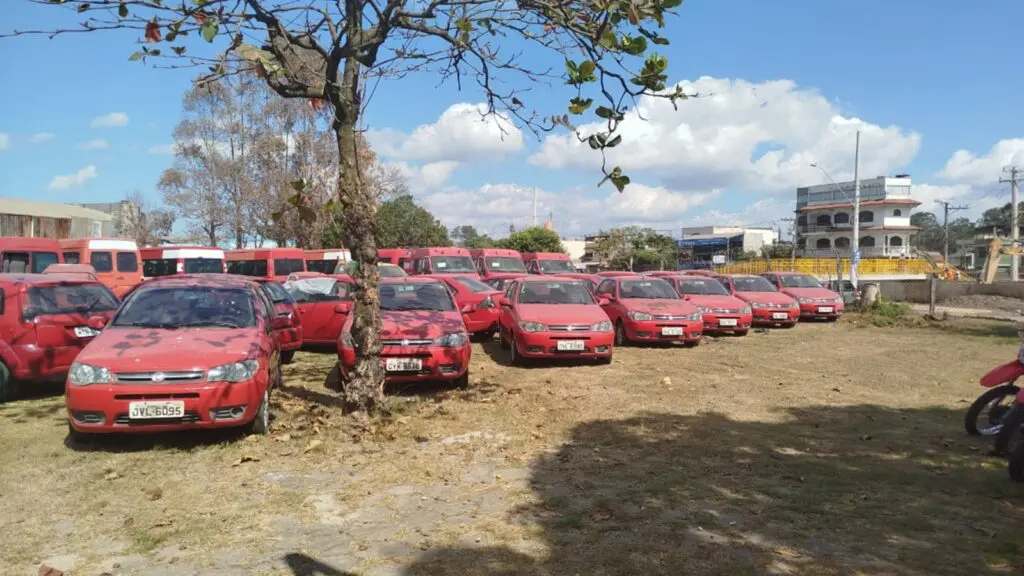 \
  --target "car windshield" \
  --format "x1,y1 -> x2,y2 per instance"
485,278 -> 509,291
780,274 -> 822,288
678,278 -> 729,295
619,279 -> 678,299
485,257 -> 526,273
184,258 -> 224,274
26,283 -> 119,317
261,281 -> 293,304
429,255 -> 475,273
378,265 -> 407,278
733,277 -> 777,292
274,258 -> 305,276
113,286 -> 256,328
380,283 -> 455,311
454,276 -> 494,293
284,277 -> 342,302
538,259 -> 574,273
518,281 -> 594,304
